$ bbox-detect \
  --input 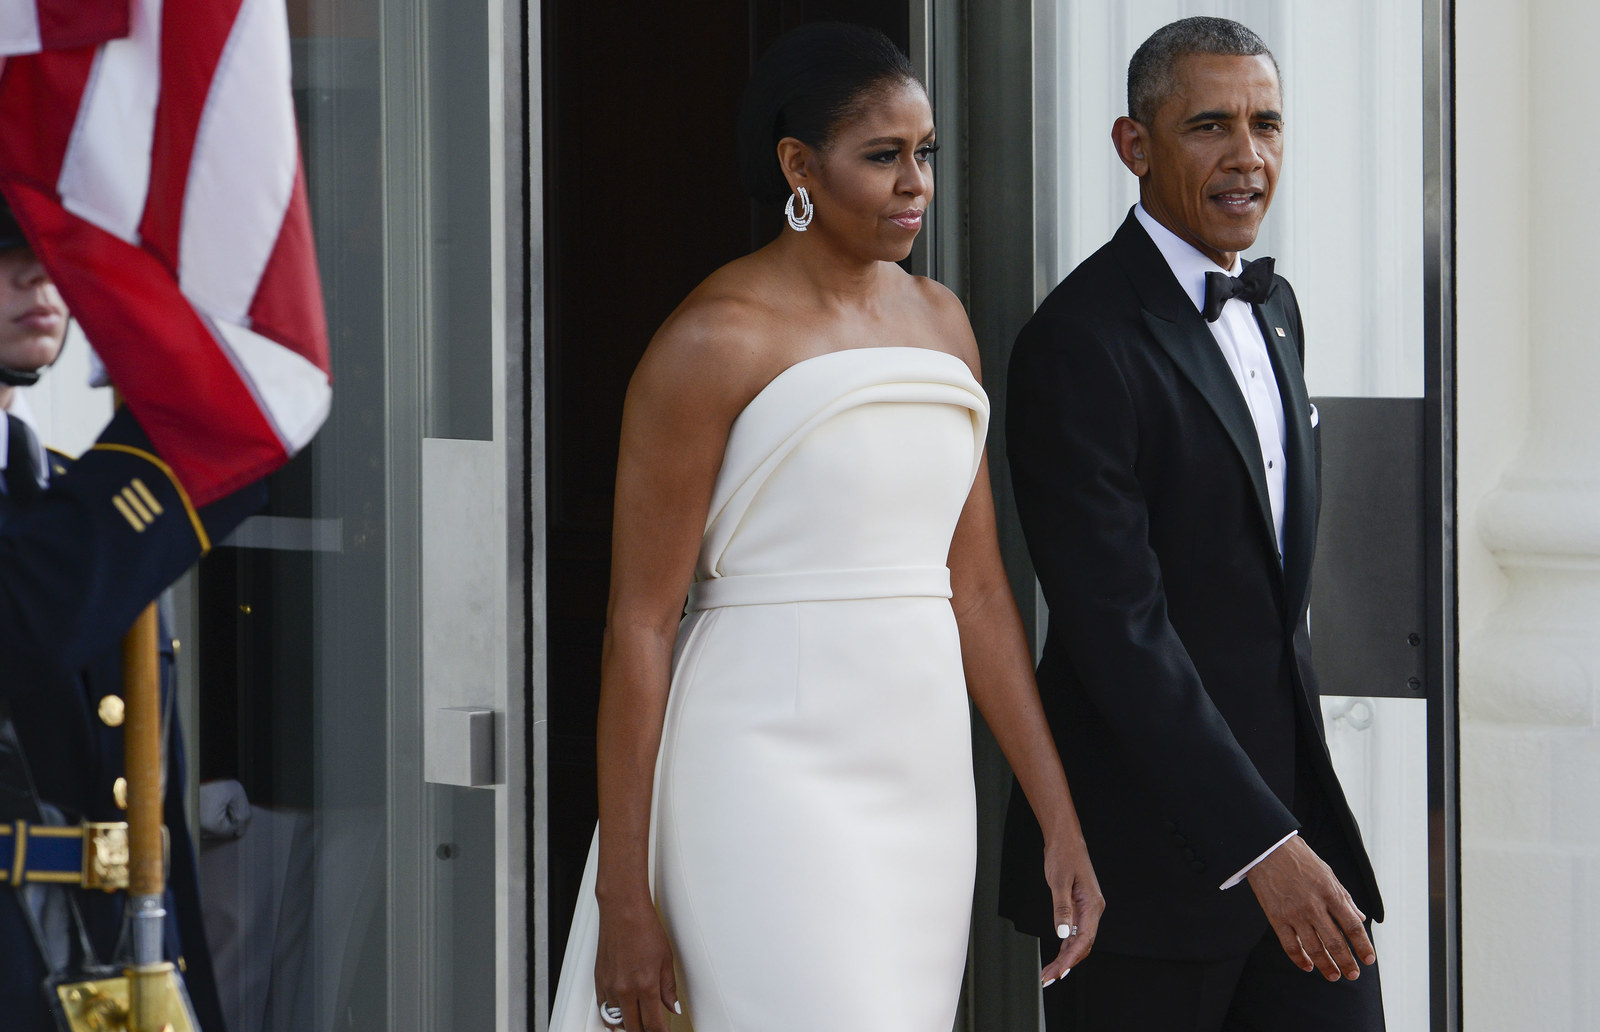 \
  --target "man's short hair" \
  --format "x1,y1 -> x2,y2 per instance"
1127,16 -> 1279,125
